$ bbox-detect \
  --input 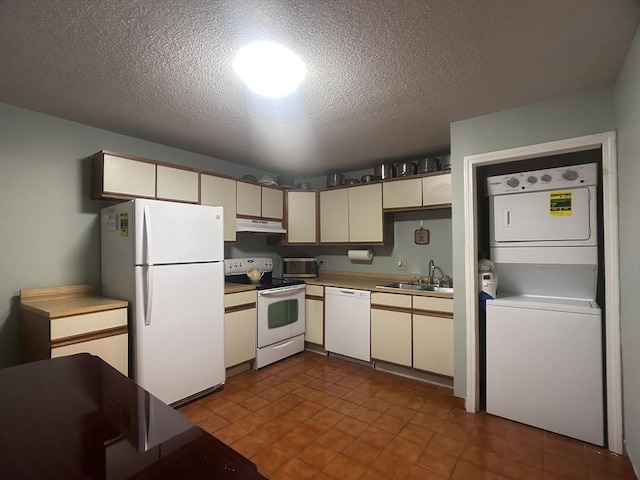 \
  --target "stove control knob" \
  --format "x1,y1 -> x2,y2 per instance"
527,176 -> 538,184
541,174 -> 552,182
506,177 -> 520,188
563,169 -> 579,181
